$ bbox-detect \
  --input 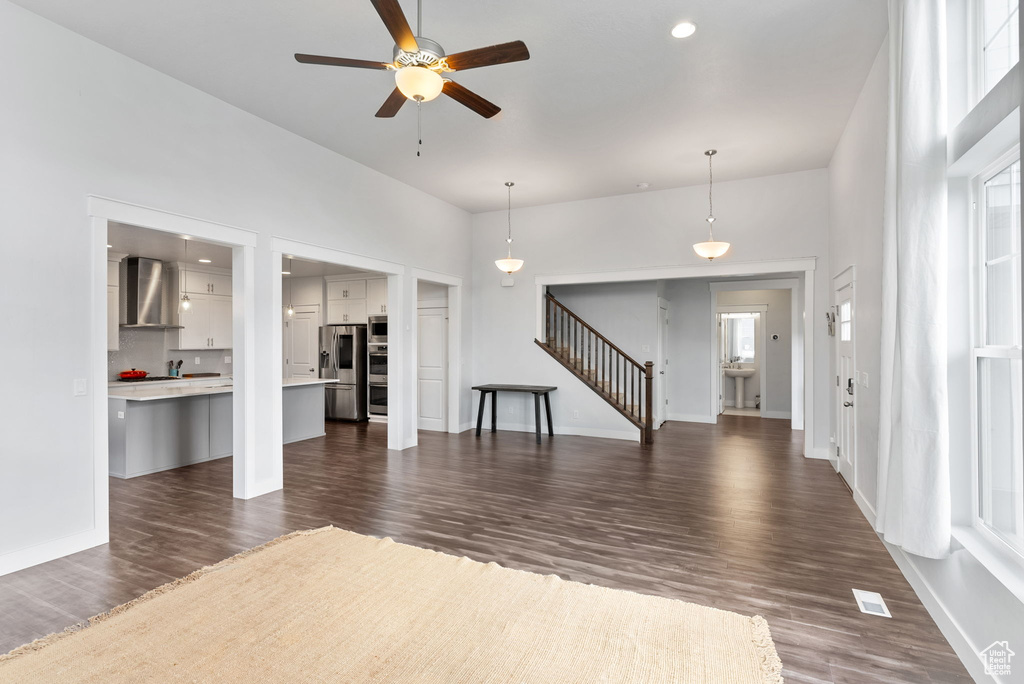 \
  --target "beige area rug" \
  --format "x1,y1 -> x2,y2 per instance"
1,527 -> 783,683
